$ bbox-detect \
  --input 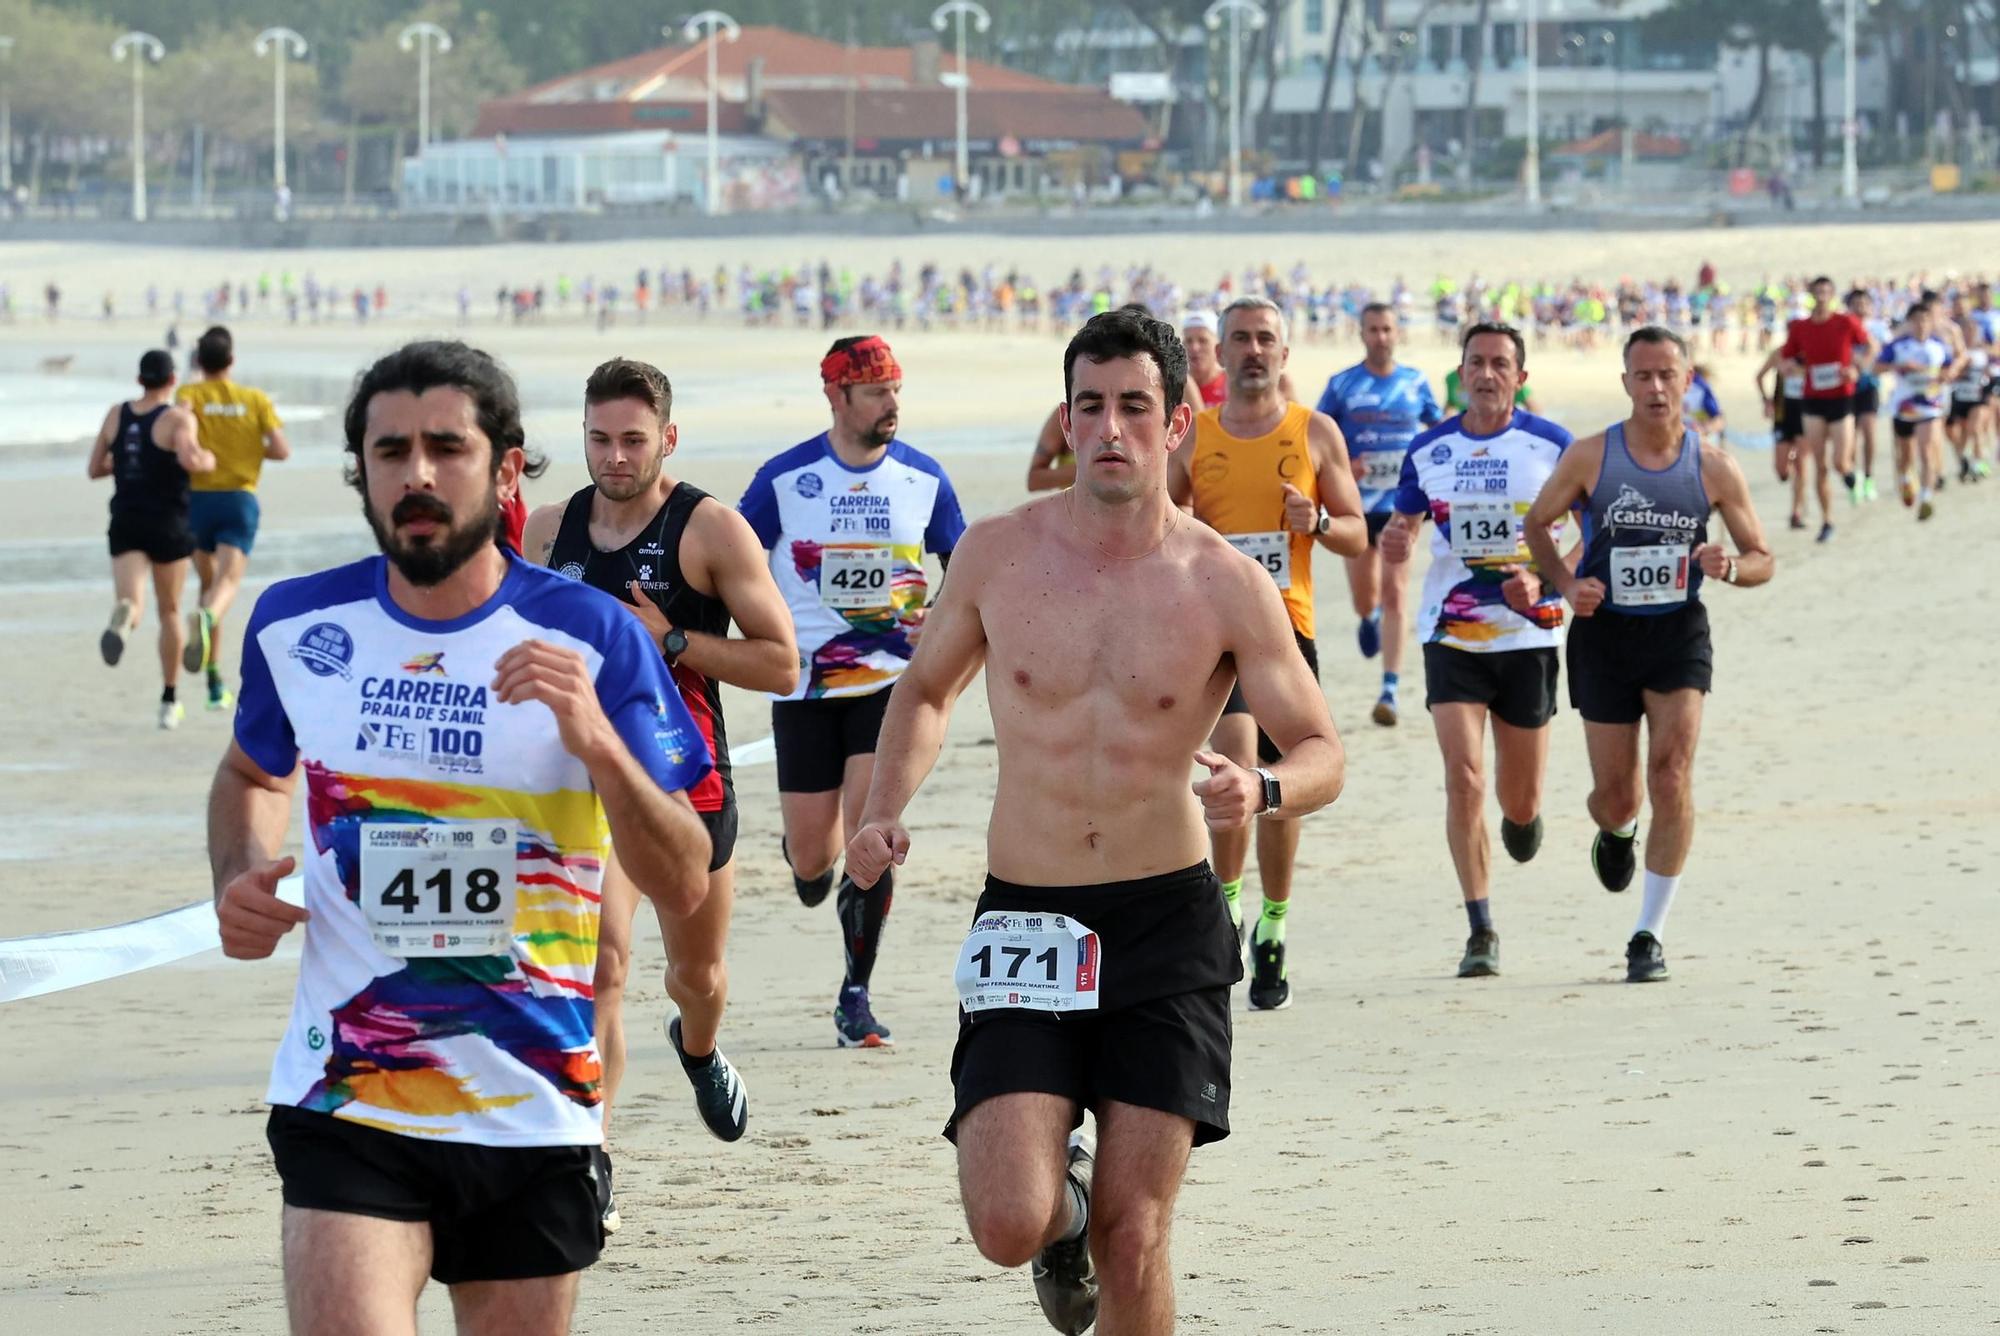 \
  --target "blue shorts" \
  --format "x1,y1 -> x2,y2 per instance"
188,490 -> 260,556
